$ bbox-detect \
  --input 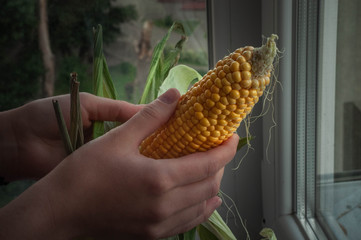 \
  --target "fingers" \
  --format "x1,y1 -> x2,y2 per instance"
148,196 -> 222,239
160,134 -> 239,188
163,196 -> 222,237
80,93 -> 142,125
117,88 -> 180,146
156,167 -> 224,218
